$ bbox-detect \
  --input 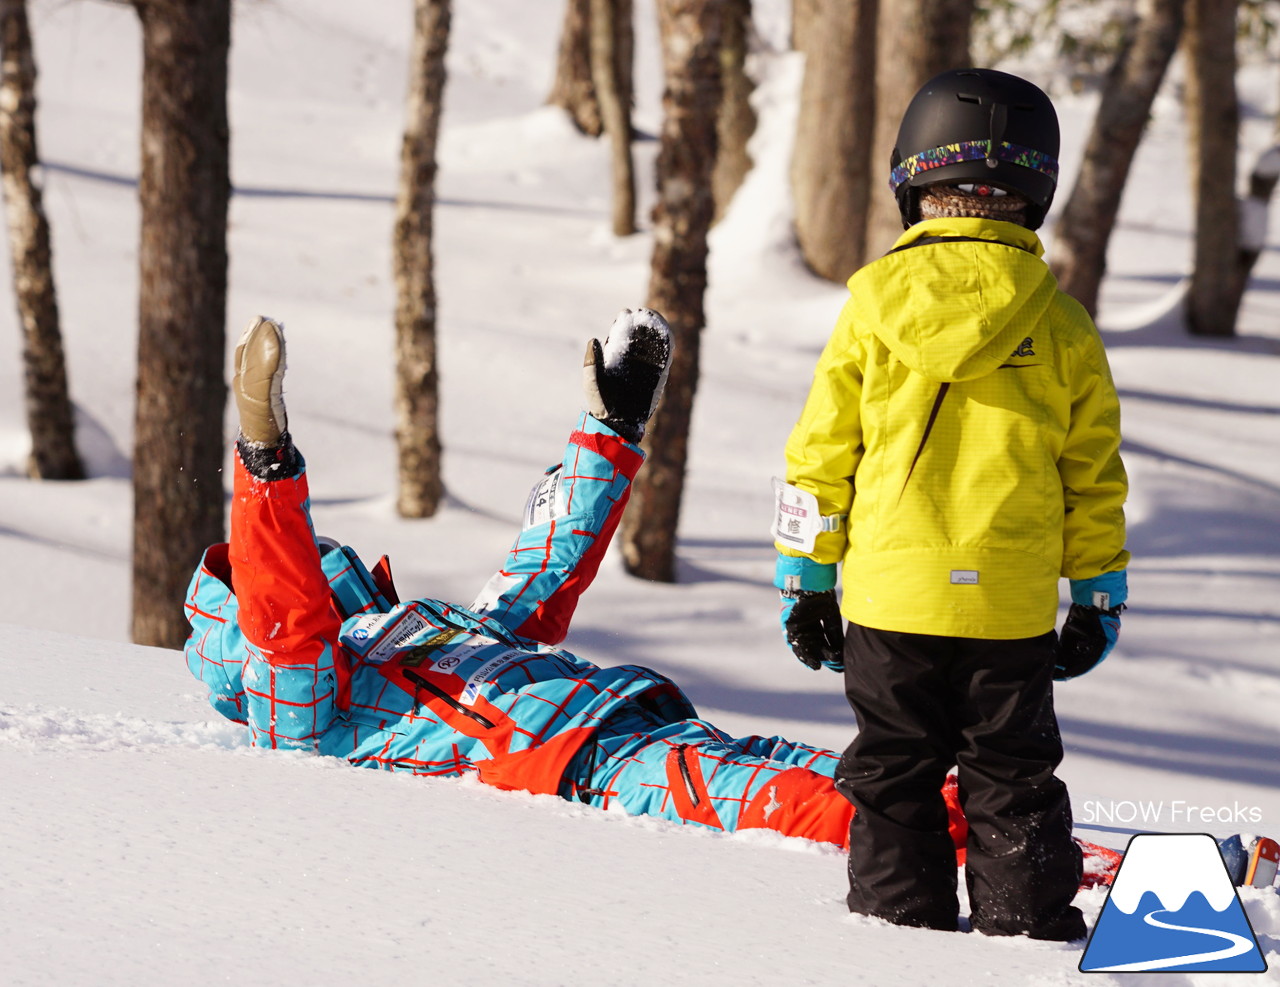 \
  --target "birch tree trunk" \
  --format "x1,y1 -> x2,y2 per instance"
620,0 -> 723,583
1052,0 -> 1184,317
130,0 -> 231,647
0,0 -> 83,480
394,0 -> 450,518
713,0 -> 756,223
590,0 -> 635,235
549,0 -> 603,135
791,0 -> 877,280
